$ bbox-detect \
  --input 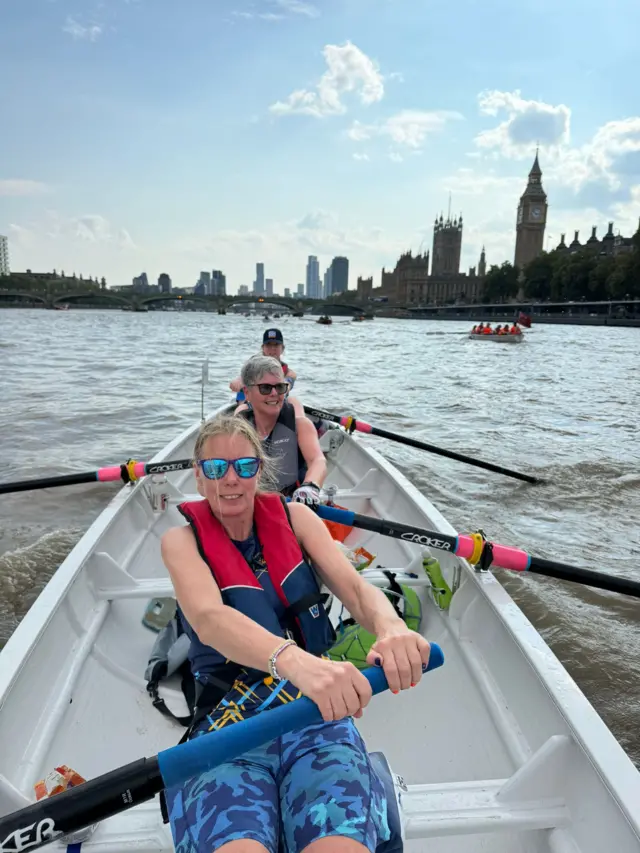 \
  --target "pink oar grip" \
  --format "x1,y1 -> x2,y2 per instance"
97,466 -> 123,482
338,416 -> 373,434
456,535 -> 530,572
